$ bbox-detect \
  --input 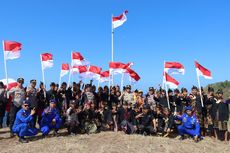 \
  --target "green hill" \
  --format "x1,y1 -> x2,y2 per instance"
205,80 -> 230,99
